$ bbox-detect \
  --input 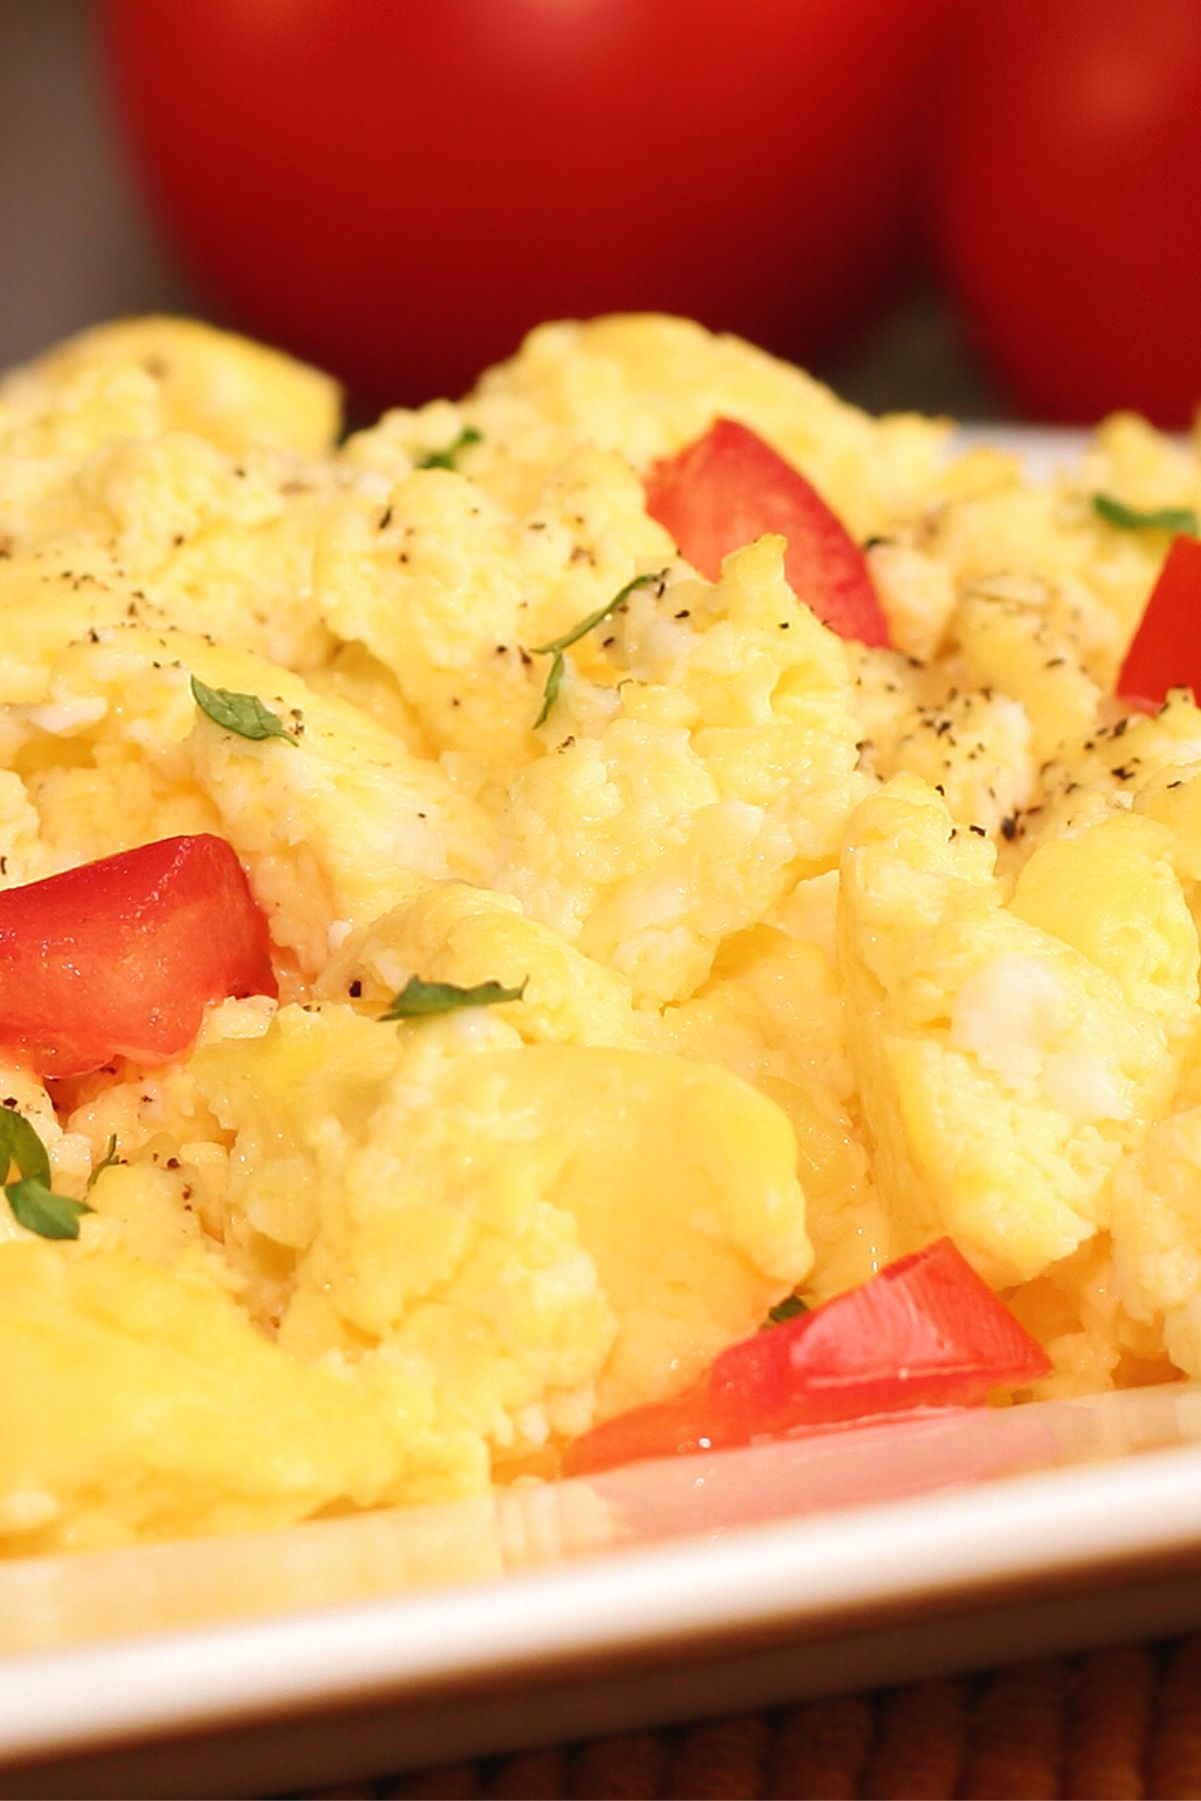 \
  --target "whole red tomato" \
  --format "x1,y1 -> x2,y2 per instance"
102,0 -> 949,405
932,0 -> 1201,428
